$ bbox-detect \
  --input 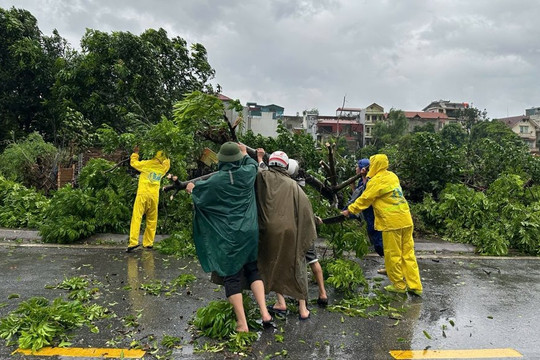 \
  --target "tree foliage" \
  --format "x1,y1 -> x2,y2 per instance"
55,28 -> 215,133
1,6 -> 216,151
415,176 -> 540,256
0,132 -> 60,192
371,109 -> 408,147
